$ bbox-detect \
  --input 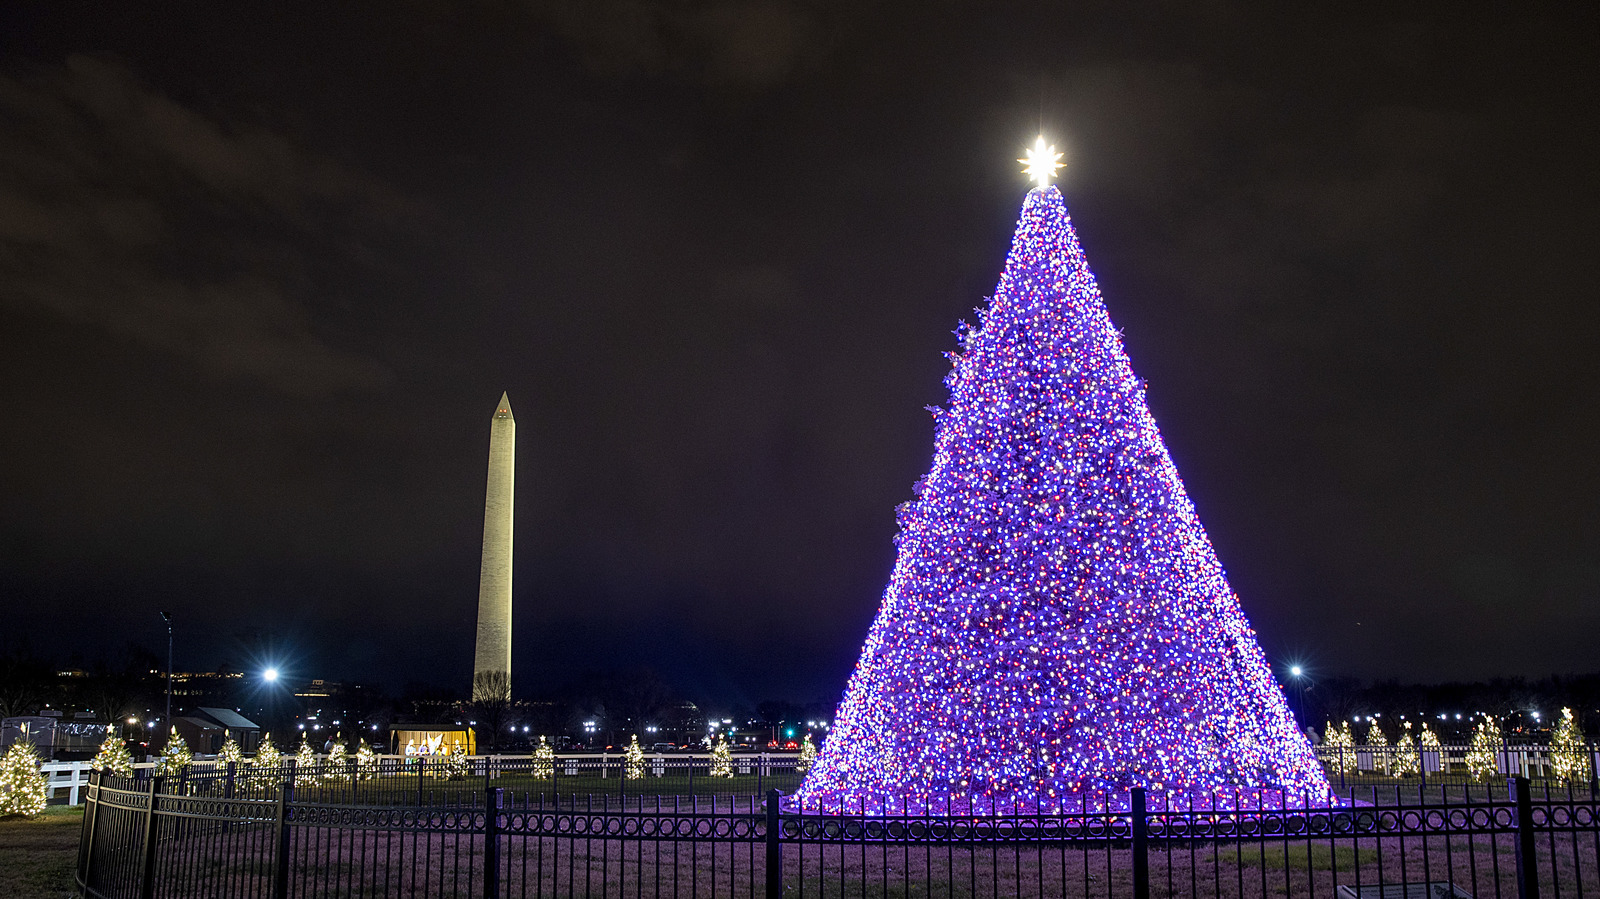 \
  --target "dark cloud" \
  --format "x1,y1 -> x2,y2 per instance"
514,0 -> 831,88
0,1 -> 1596,697
0,56 -> 399,393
